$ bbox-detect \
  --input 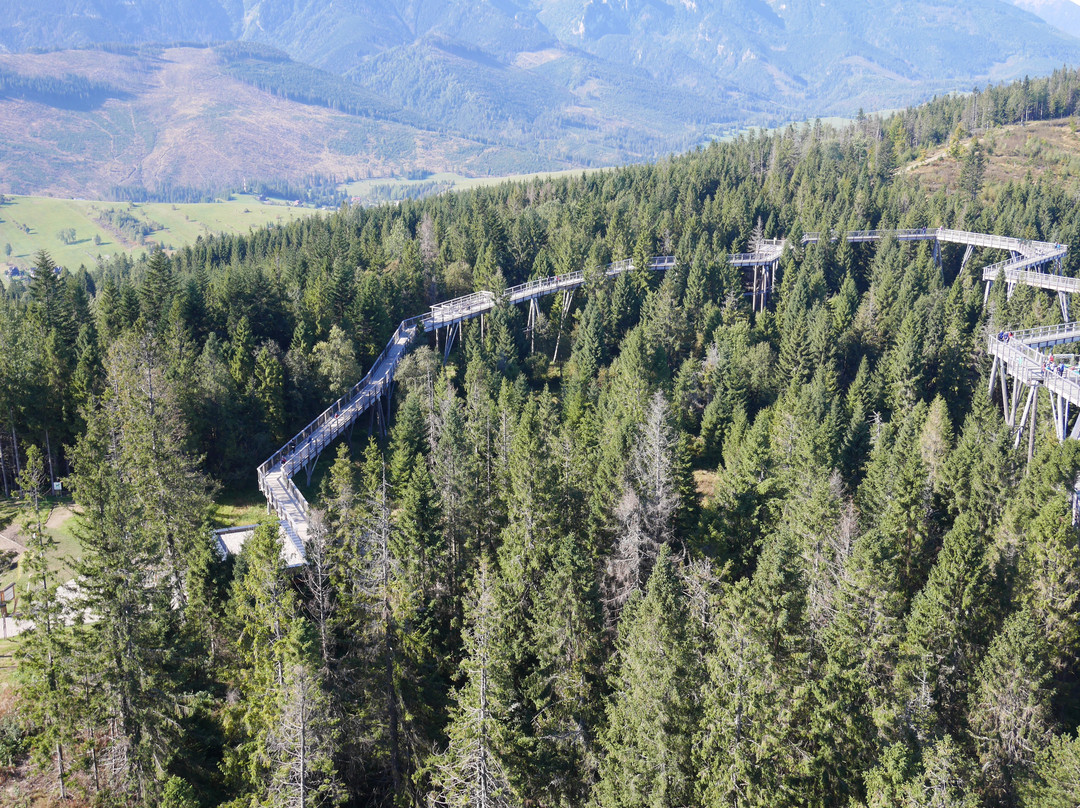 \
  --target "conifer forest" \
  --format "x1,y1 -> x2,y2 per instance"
4,72 -> 1080,807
